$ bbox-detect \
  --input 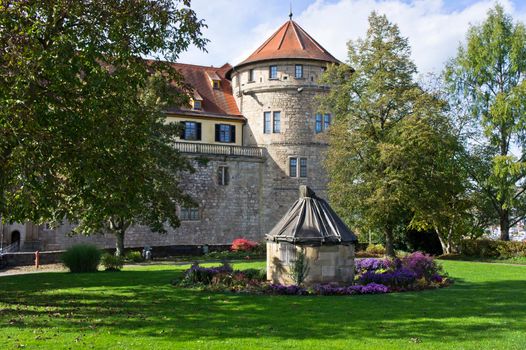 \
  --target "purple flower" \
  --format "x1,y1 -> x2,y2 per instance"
312,283 -> 390,295
401,252 -> 440,280
357,268 -> 417,288
355,258 -> 392,272
267,284 -> 308,295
